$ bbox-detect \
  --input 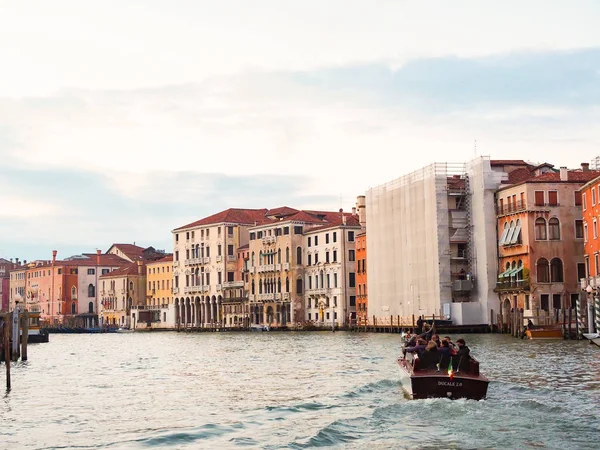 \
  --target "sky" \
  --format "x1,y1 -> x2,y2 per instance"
1,0 -> 600,261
